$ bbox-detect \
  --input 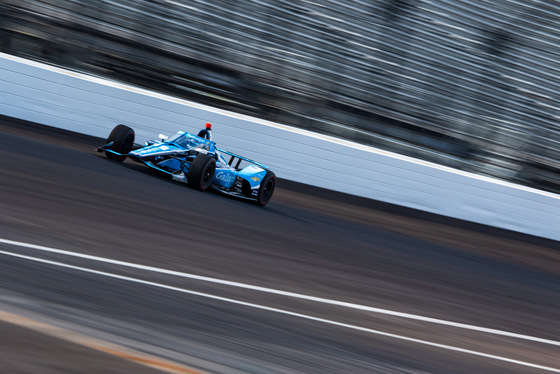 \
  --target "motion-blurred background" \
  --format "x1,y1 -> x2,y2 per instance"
1,0 -> 559,193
